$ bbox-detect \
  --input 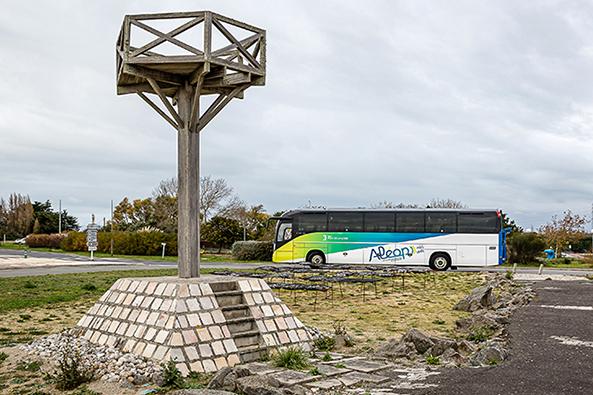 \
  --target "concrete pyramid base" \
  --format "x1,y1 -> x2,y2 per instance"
74,276 -> 313,375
